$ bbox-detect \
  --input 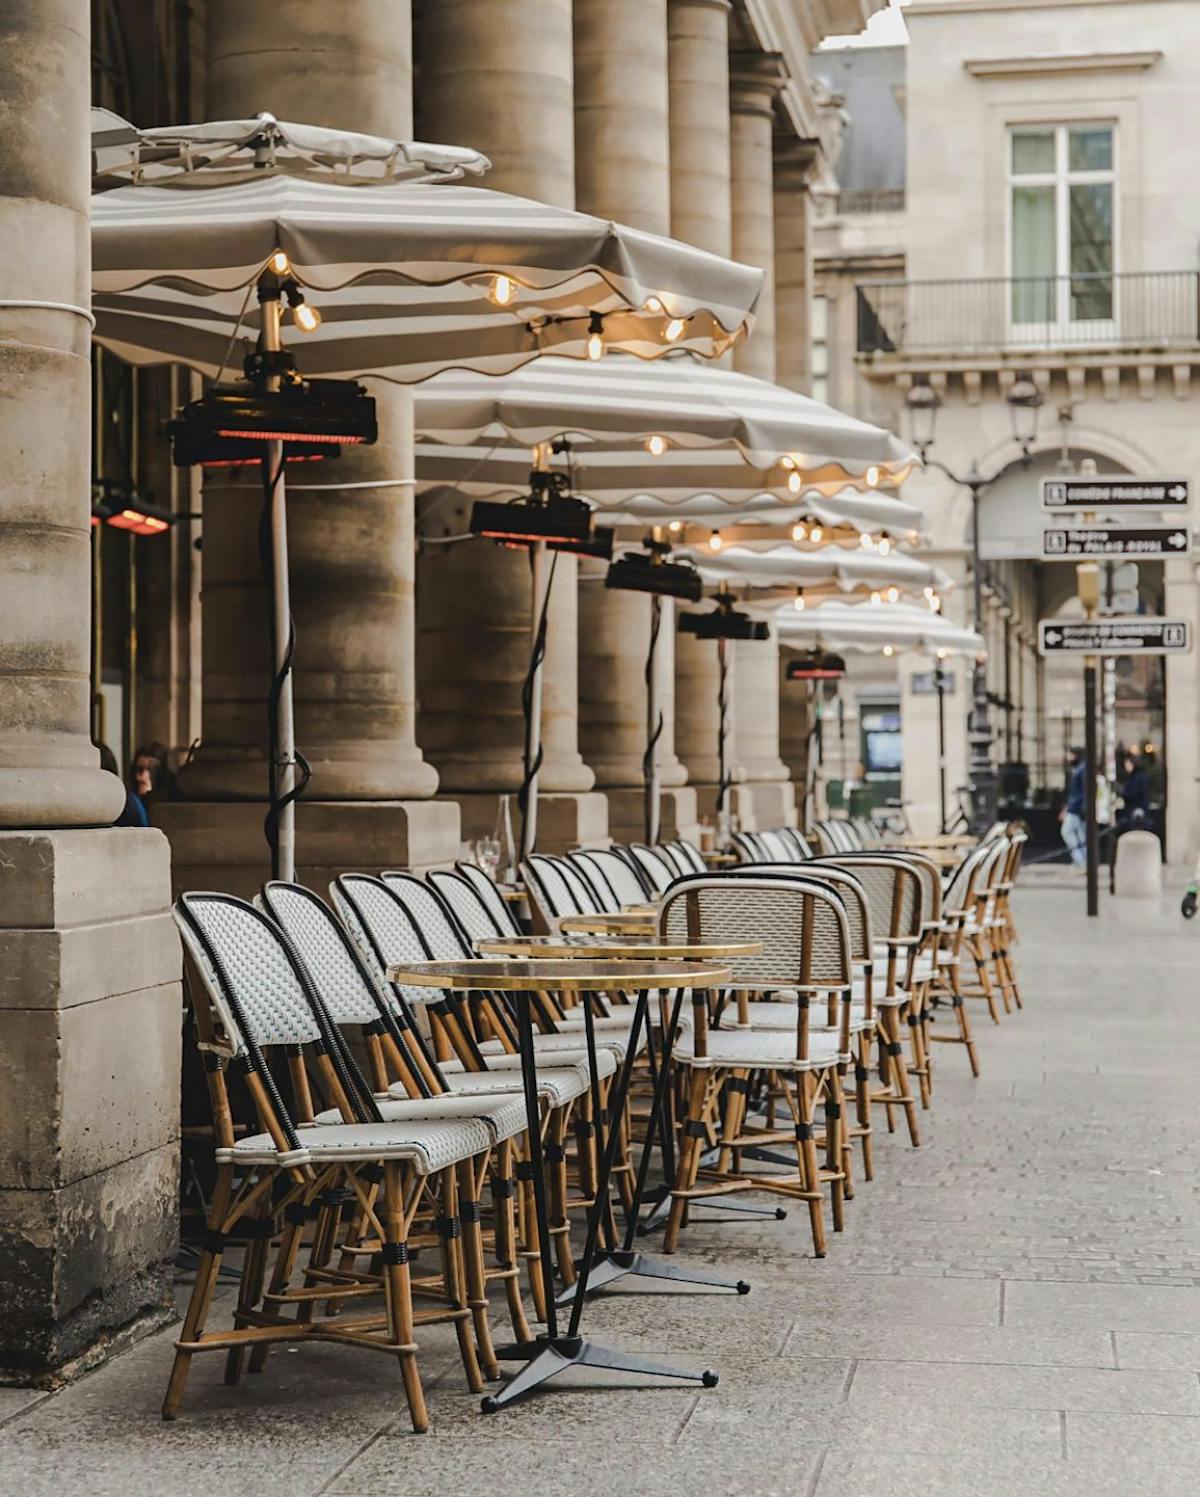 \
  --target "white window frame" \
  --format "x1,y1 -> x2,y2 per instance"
1006,123 -> 1117,345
